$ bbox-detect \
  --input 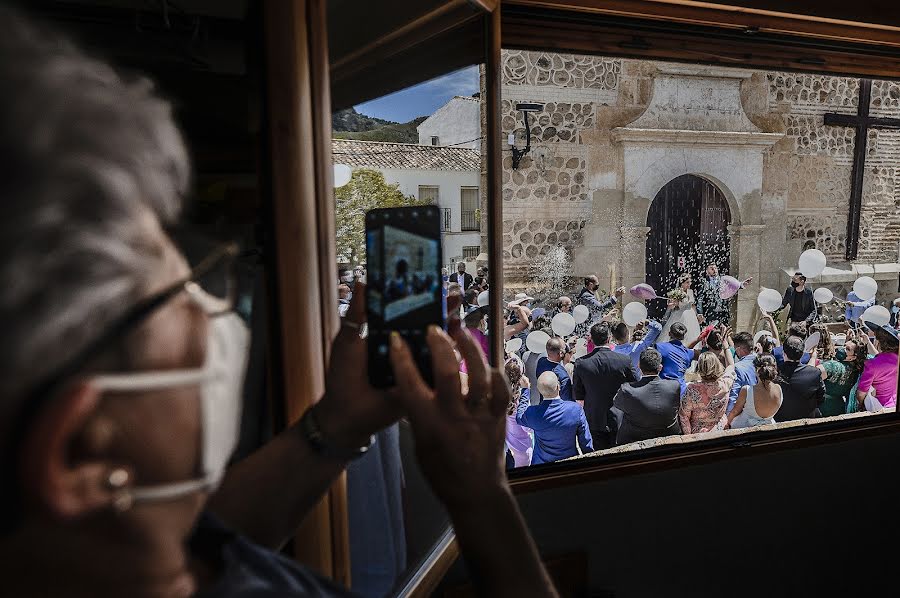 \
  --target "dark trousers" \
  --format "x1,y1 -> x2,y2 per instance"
589,429 -> 616,451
